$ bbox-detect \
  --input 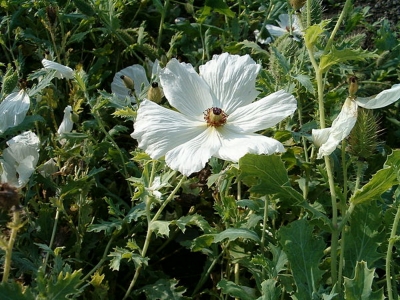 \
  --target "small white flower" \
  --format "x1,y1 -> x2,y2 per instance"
41,58 -> 74,79
0,90 -> 30,133
131,53 -> 298,176
312,84 -> 400,158
57,105 -> 74,134
266,14 -> 303,42
0,131 -> 40,188
111,60 -> 161,101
